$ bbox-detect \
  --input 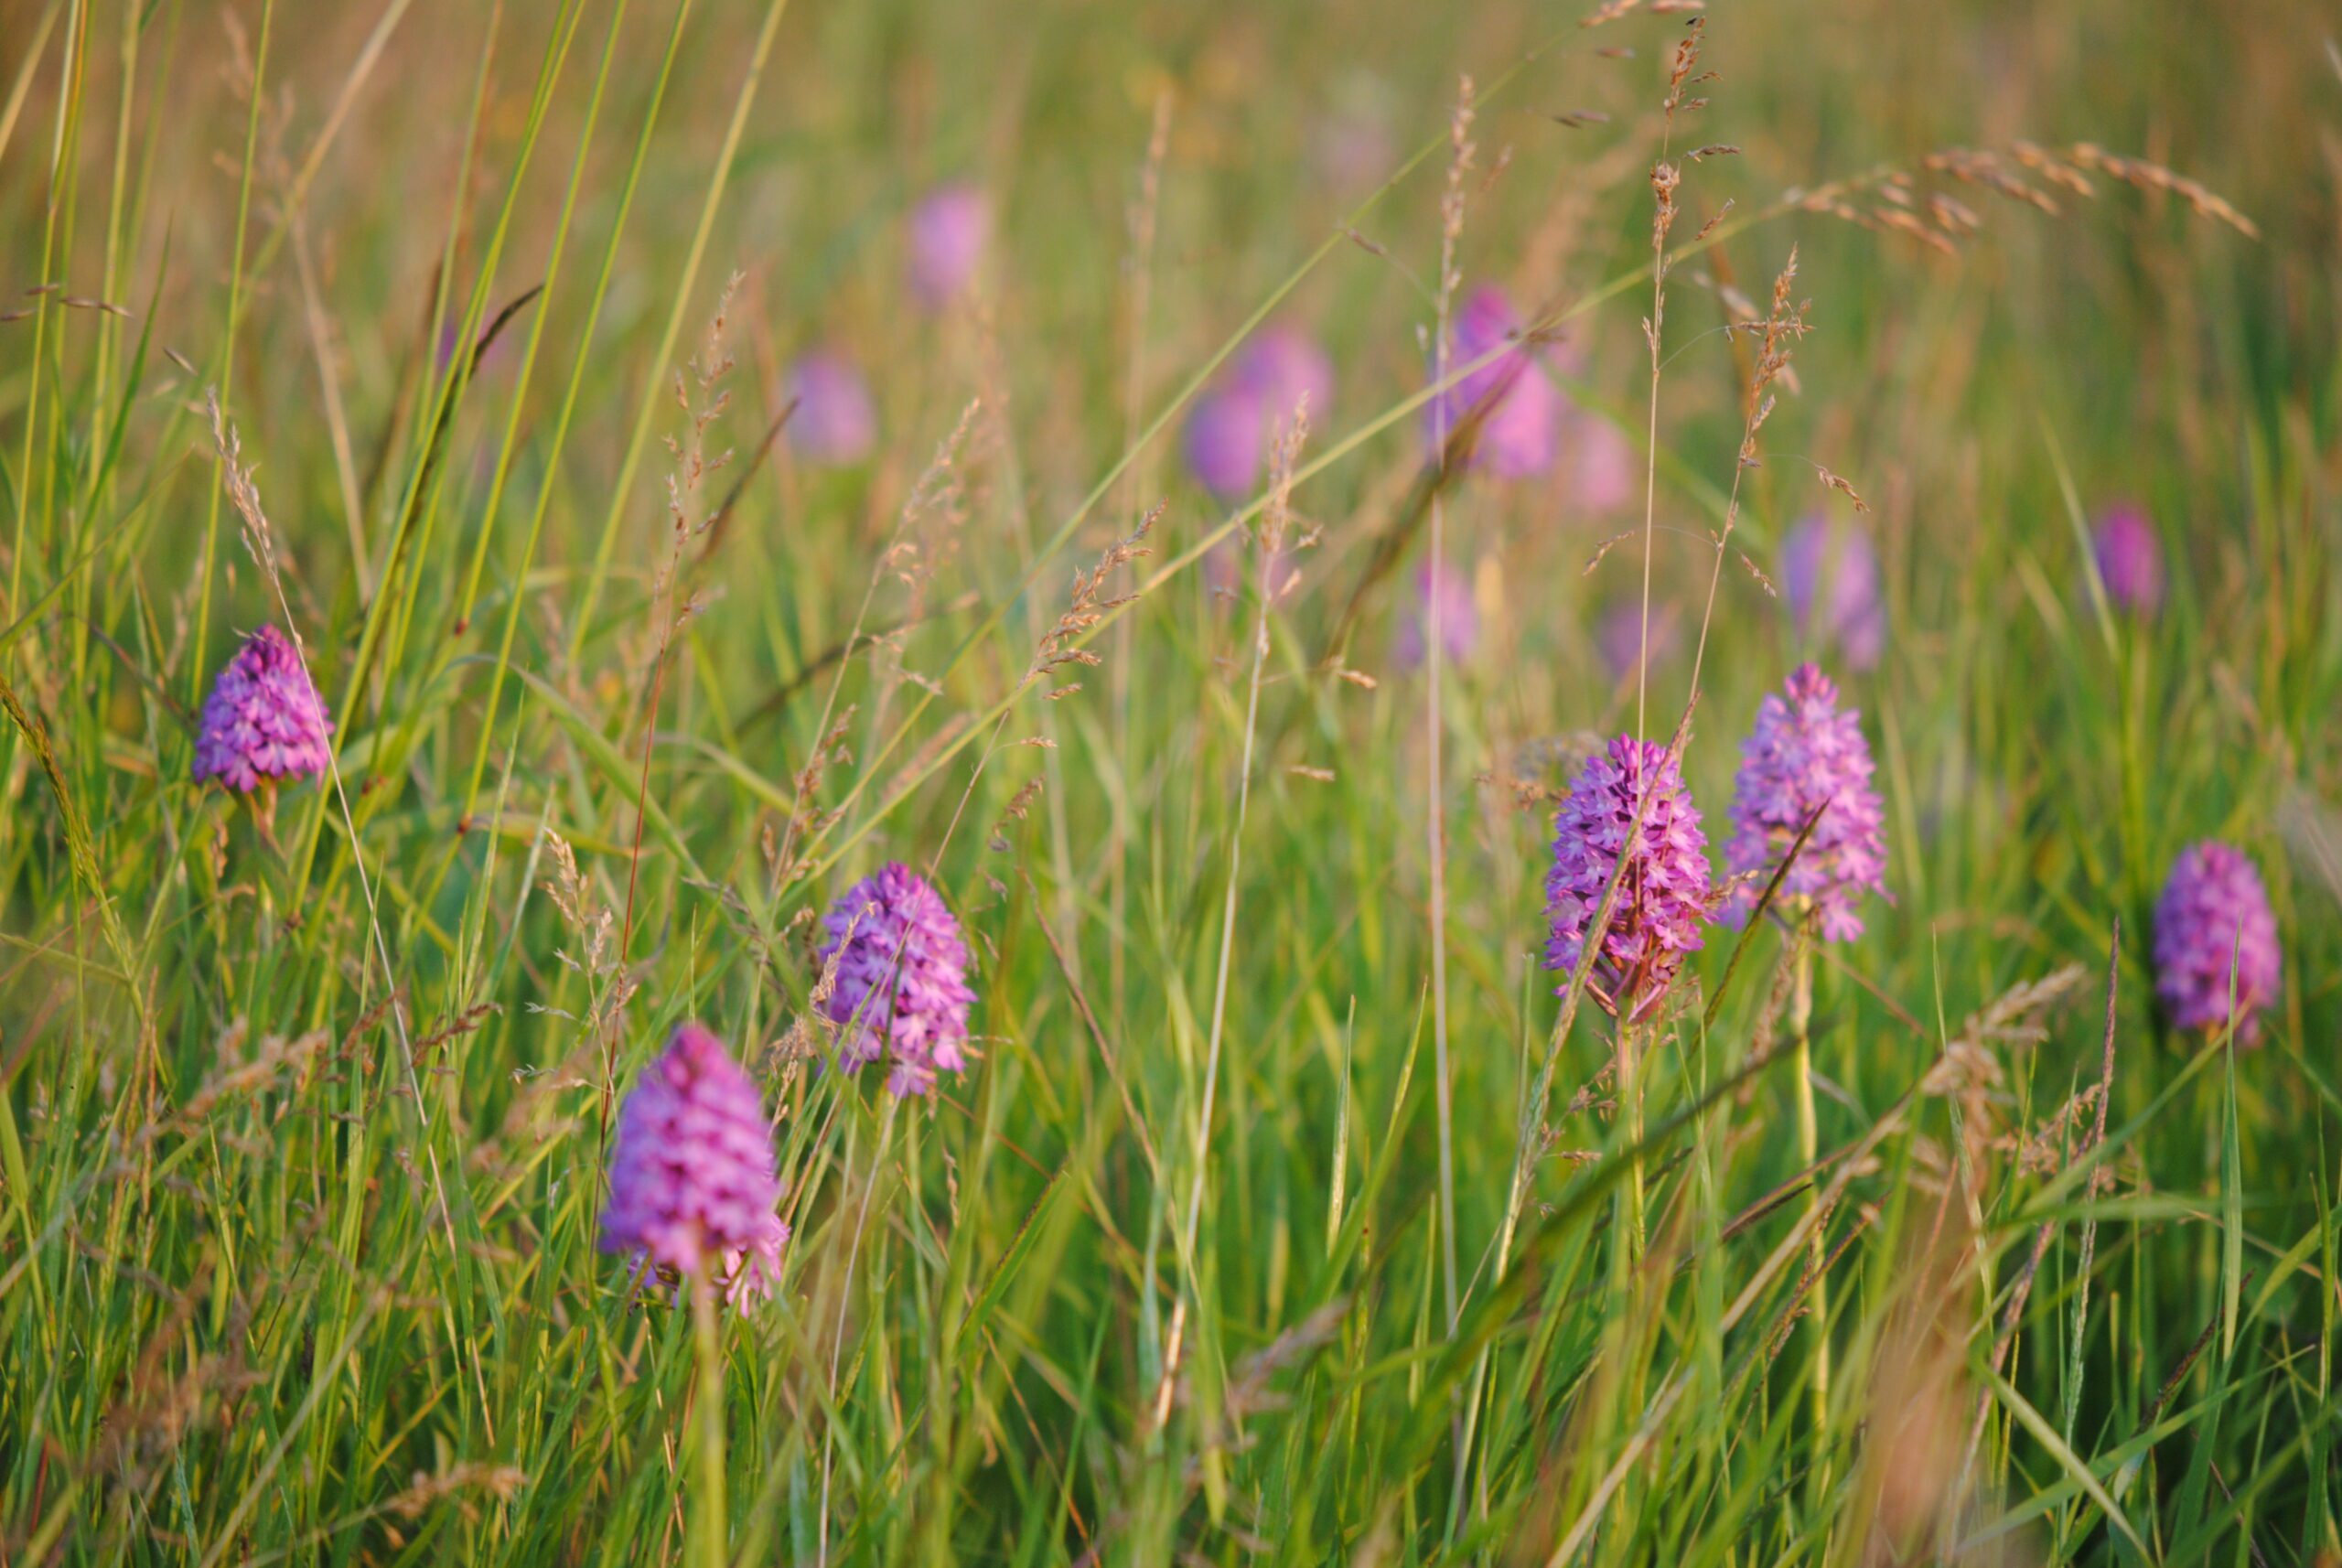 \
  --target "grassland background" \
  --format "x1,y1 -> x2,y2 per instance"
1,0 -> 2338,1562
